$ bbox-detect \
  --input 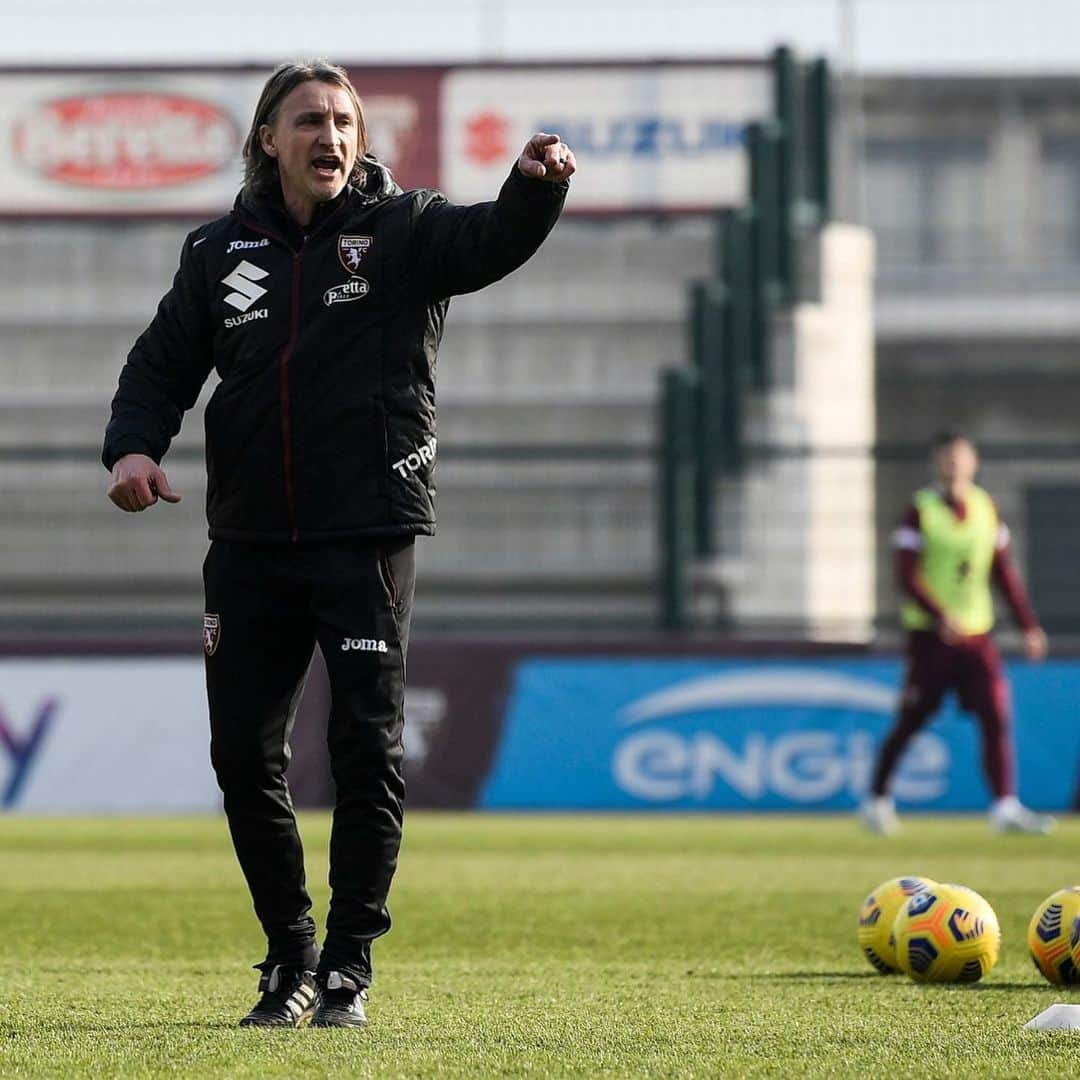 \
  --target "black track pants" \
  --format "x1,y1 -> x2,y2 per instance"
203,537 -> 415,987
